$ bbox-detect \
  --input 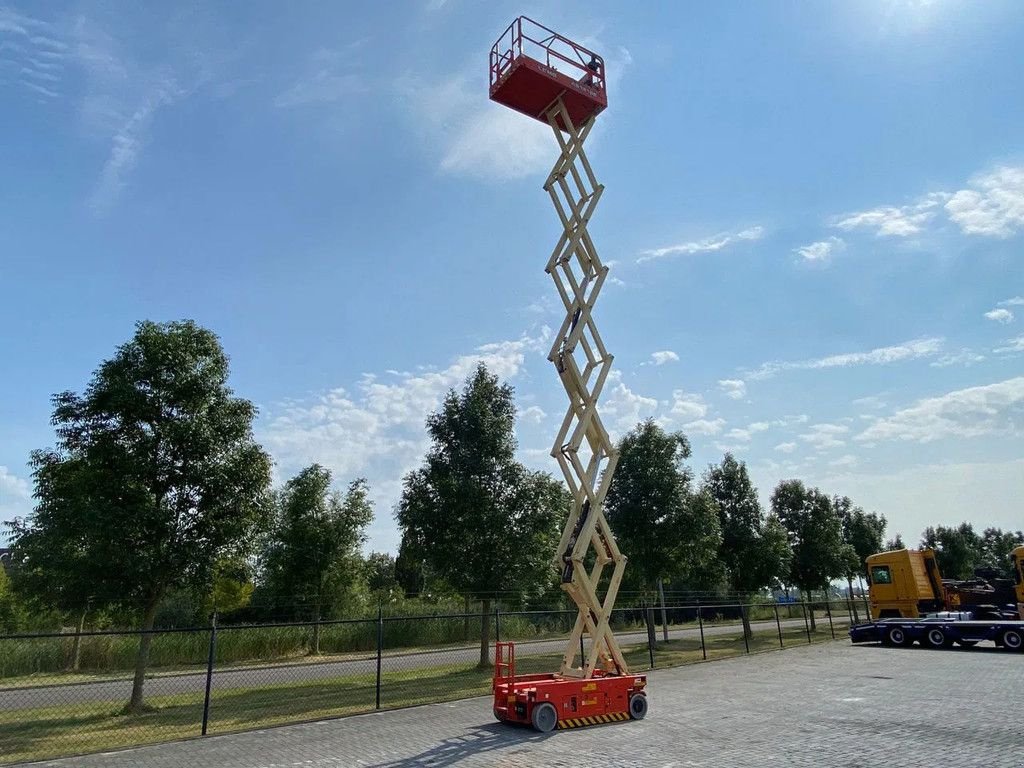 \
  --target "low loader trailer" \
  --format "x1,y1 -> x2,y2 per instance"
850,615 -> 1024,651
